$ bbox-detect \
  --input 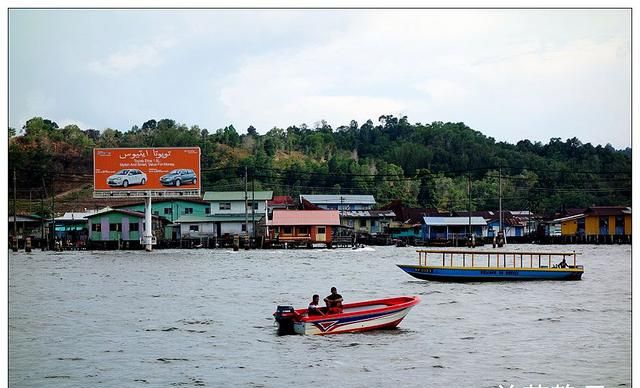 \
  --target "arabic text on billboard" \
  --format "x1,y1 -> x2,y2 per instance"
94,148 -> 201,194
